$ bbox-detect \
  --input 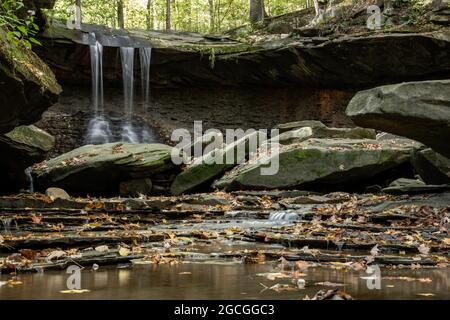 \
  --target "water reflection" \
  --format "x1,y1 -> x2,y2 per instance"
0,264 -> 449,300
